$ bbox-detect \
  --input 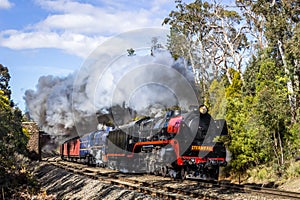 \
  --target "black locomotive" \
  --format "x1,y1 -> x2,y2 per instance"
61,105 -> 228,180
